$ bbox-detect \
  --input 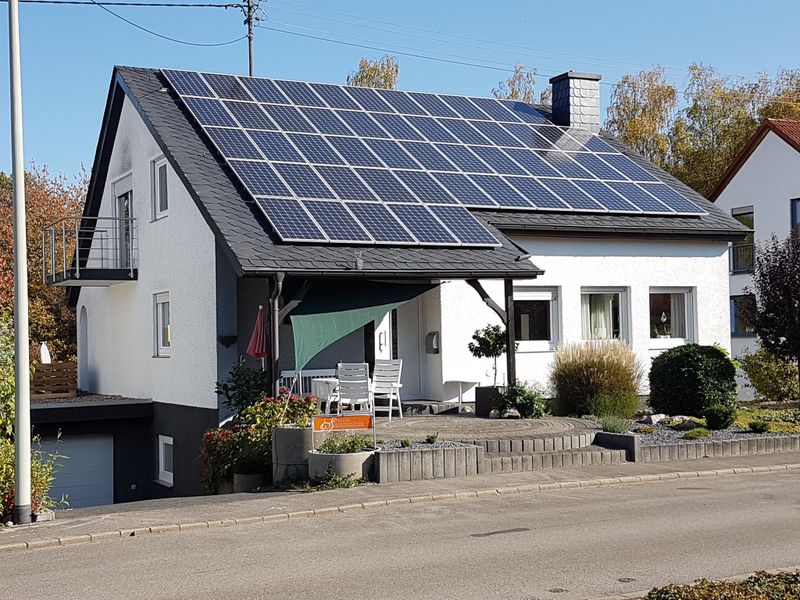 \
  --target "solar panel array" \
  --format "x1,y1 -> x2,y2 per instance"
162,69 -> 707,248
